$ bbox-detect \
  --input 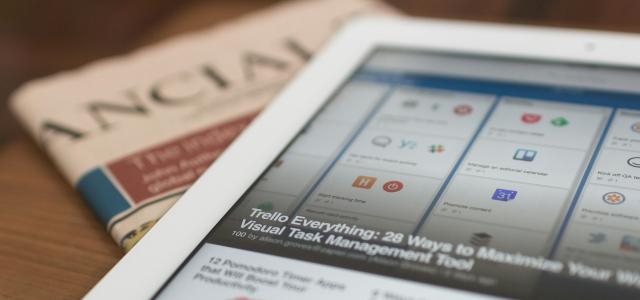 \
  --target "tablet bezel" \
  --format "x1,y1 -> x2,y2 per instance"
85,16 -> 640,299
